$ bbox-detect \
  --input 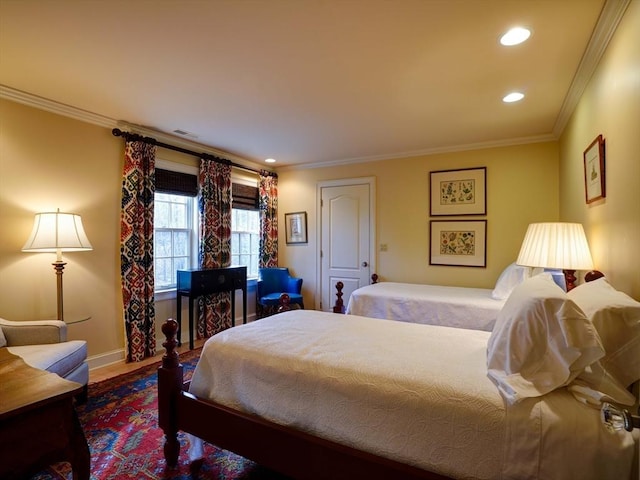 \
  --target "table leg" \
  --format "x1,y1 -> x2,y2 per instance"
188,297 -> 195,350
176,293 -> 182,346
242,286 -> 247,324
231,291 -> 236,327
69,408 -> 90,480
